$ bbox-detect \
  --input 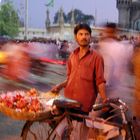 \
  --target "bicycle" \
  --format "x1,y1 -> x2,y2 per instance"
20,97 -> 136,140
